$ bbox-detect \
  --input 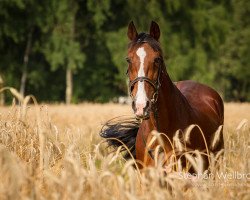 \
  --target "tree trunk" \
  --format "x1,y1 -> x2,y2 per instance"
20,28 -> 33,97
65,67 -> 73,104
65,6 -> 76,105
0,74 -> 4,106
